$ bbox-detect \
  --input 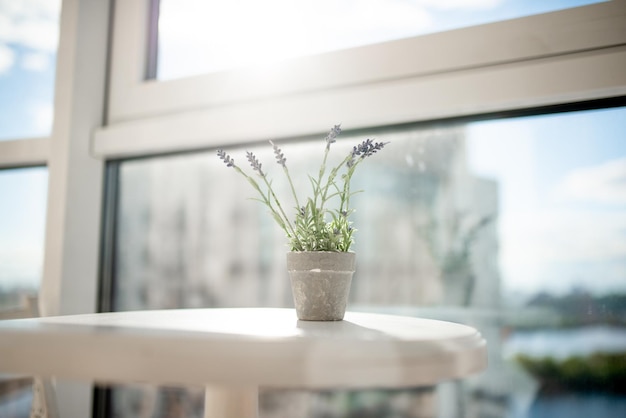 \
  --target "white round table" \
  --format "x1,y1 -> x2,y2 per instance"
0,308 -> 487,417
